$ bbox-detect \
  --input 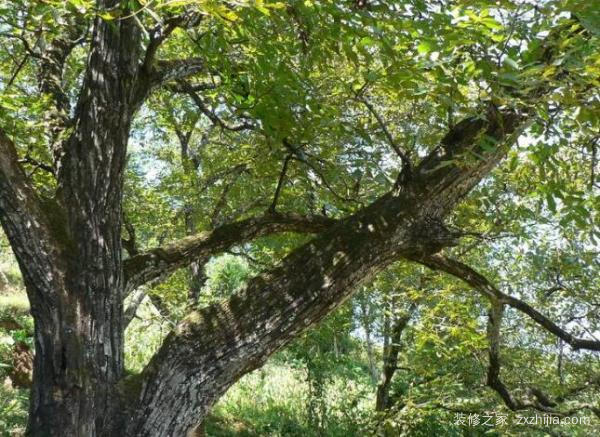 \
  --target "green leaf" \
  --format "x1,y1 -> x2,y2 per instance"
417,41 -> 433,54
